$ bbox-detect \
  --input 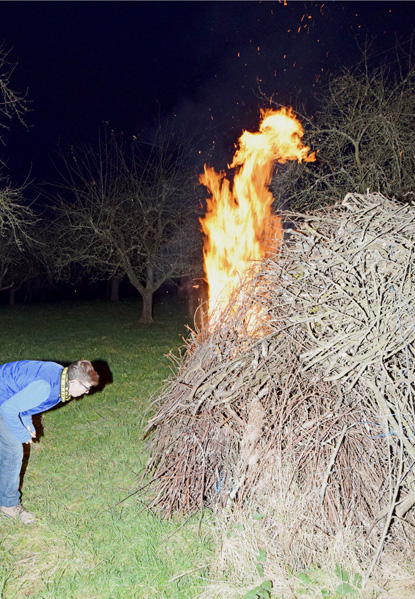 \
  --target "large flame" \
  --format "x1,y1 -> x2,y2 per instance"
200,107 -> 315,324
